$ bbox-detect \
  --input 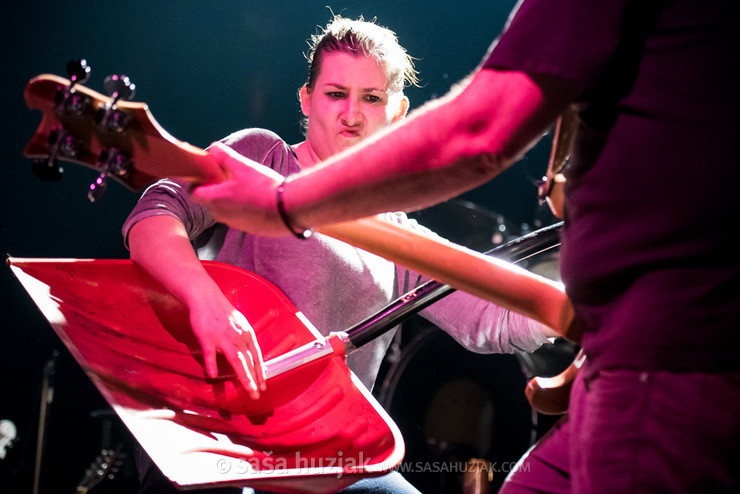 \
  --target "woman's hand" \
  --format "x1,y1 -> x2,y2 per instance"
193,142 -> 287,236
187,283 -> 266,399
